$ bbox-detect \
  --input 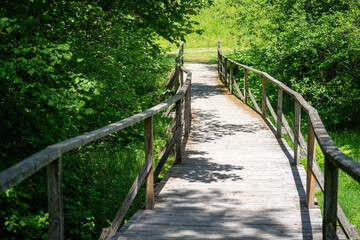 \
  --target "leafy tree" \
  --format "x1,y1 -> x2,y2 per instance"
0,0 -> 212,238
230,0 -> 360,127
